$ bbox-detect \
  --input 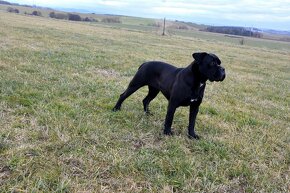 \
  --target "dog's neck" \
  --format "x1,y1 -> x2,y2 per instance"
184,61 -> 207,101
190,61 -> 208,84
